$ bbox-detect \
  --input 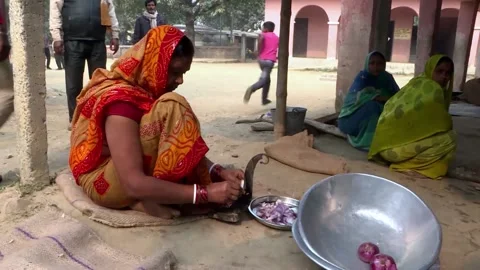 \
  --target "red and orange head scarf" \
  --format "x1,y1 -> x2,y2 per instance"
70,26 -> 185,179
